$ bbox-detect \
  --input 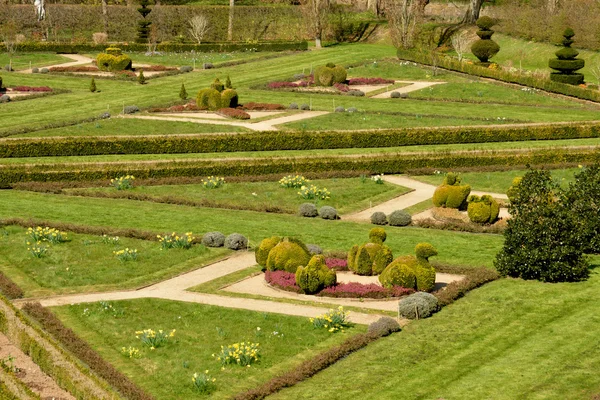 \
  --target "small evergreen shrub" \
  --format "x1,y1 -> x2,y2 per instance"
347,90 -> 365,97
289,103 -> 298,109
224,233 -> 248,250
471,16 -> 500,63
31,68 -> 39,73
300,104 -> 310,110
299,203 -> 318,217
90,78 -> 97,93
506,177 -> 522,203
179,83 -> 188,100
398,292 -> 439,319
266,238 -> 311,273
370,211 -> 388,225
203,63 -> 213,69
367,317 -> 401,337
201,231 -> 225,247
564,165 -> 600,253
221,89 -> 239,108
137,70 -> 146,85
307,244 -> 323,255
179,66 -> 193,73
467,194 -> 500,224
334,106 -> 345,113
314,64 -> 347,86
388,210 -> 412,226
432,172 -> 471,210
319,206 -> 338,220
225,76 -> 233,89
211,78 -> 225,92
123,105 -> 140,114
97,50 -> 132,72
295,255 -> 337,294
40,68 -> 48,73
347,107 -> 357,113
0,95 -> 10,103
390,91 -> 401,98
368,228 -> 387,244
549,28 -> 585,85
